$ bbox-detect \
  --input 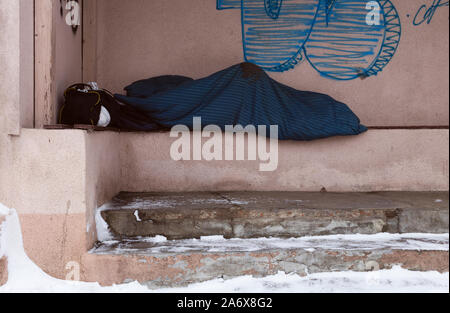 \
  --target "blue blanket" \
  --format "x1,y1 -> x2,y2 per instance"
115,63 -> 367,140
